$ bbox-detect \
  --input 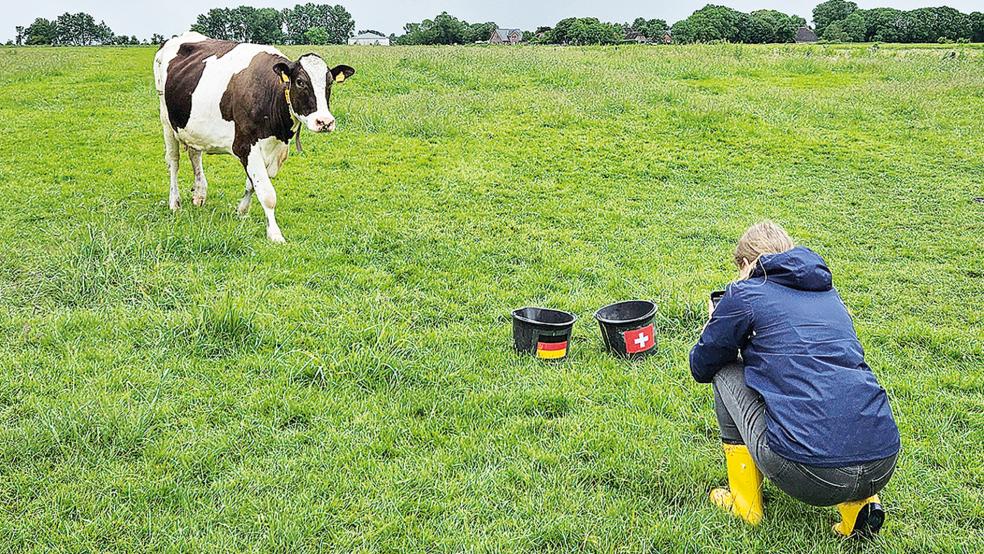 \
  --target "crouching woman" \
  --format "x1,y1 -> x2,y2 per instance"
690,221 -> 900,538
